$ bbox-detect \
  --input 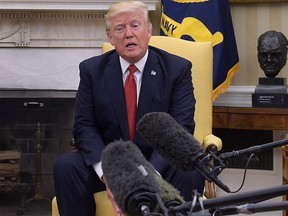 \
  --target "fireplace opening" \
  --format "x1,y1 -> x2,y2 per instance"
0,89 -> 76,214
